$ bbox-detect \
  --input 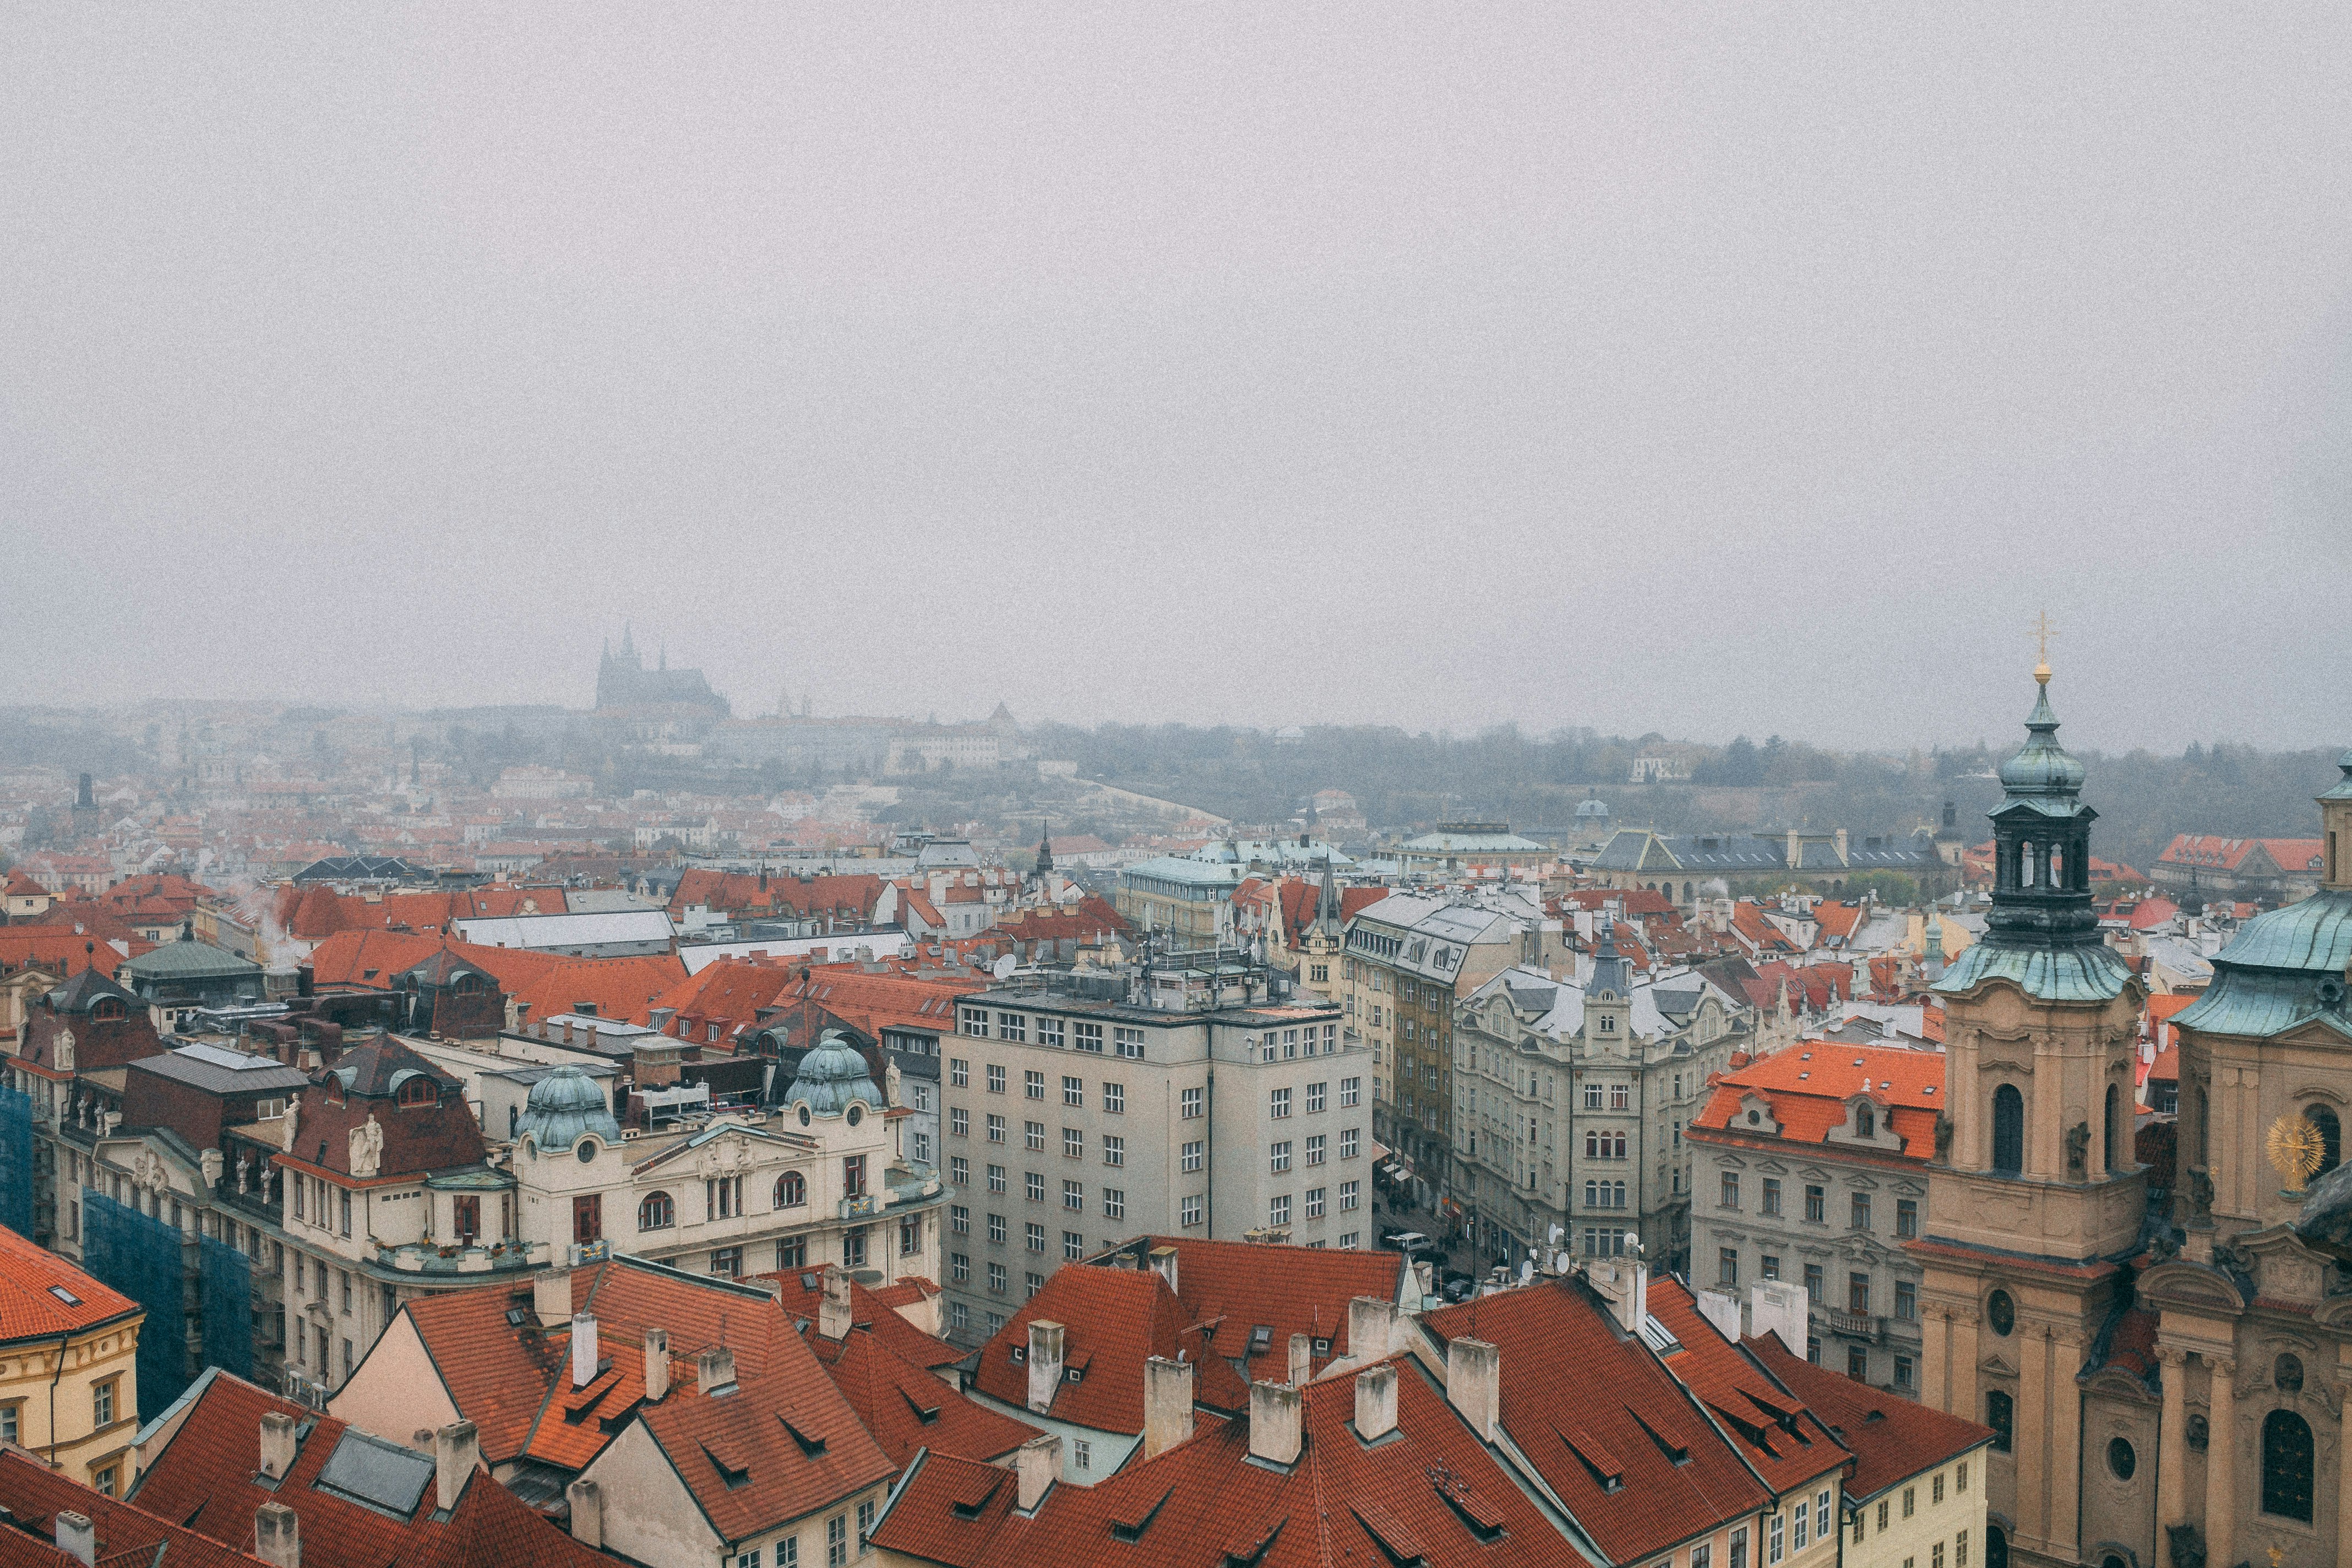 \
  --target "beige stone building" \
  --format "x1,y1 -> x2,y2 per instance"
0,1225 -> 144,1496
